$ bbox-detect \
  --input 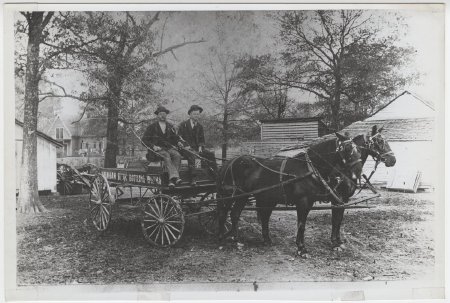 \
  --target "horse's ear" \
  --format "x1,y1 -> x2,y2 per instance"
335,132 -> 346,141
371,125 -> 377,136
